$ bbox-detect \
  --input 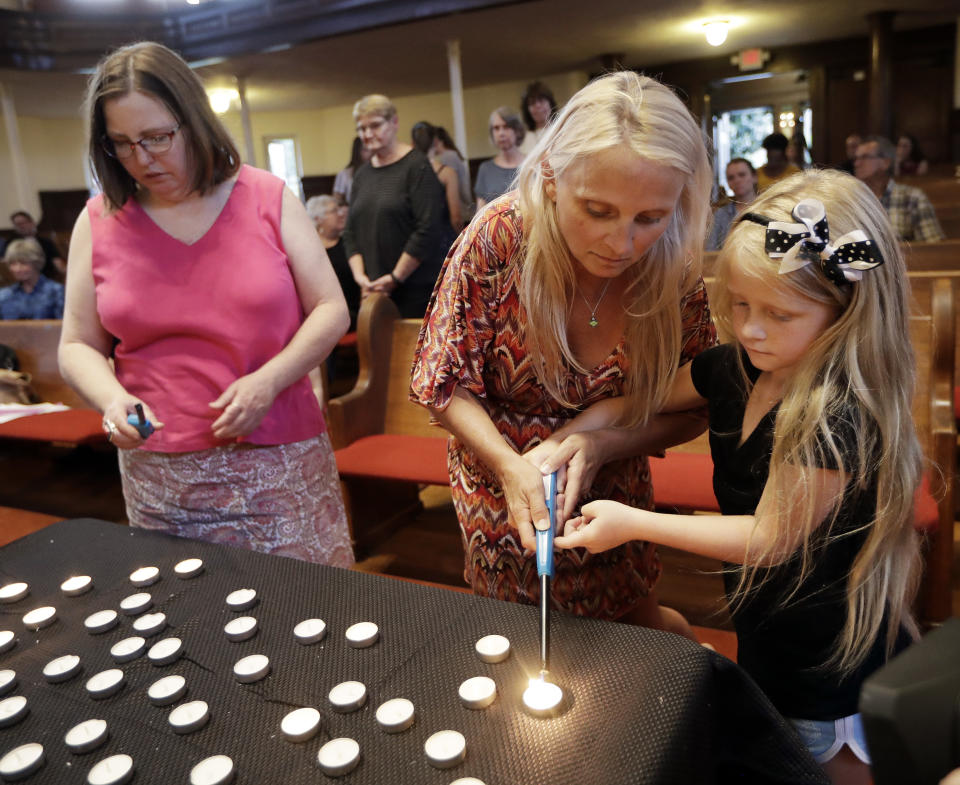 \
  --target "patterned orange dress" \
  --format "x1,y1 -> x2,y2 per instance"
410,196 -> 716,620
